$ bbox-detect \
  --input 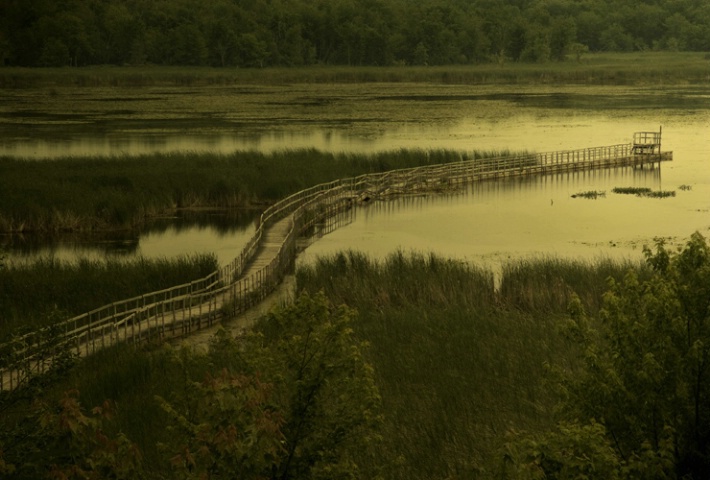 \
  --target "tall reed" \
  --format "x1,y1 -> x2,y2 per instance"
296,251 -> 606,477
1,52 -> 708,88
0,253 -> 218,341
0,250 -> 649,478
0,149 -> 488,233
499,256 -> 646,315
